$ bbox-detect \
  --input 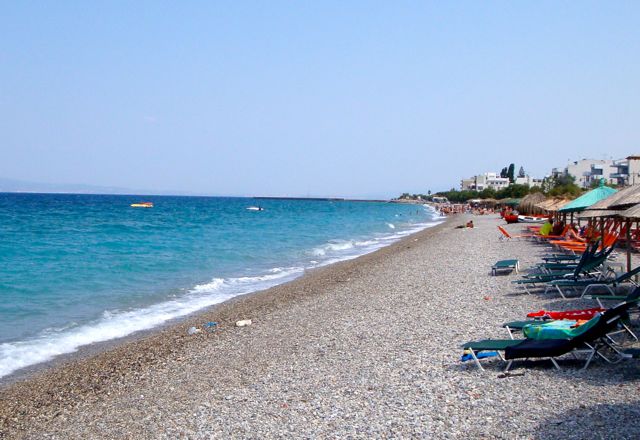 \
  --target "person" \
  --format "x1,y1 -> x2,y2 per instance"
539,218 -> 553,236
552,220 -> 565,236
455,220 -> 474,229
